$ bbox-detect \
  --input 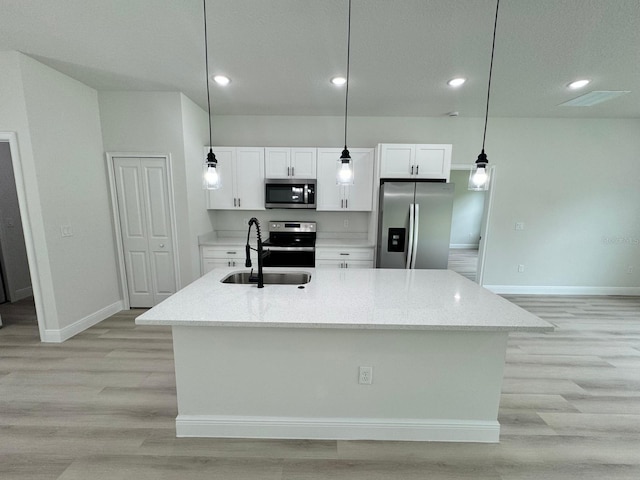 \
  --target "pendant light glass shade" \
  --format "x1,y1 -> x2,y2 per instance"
337,148 -> 354,185
201,0 -> 221,191
337,0 -> 354,186
203,149 -> 220,190
468,150 -> 489,191
469,0 -> 499,192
